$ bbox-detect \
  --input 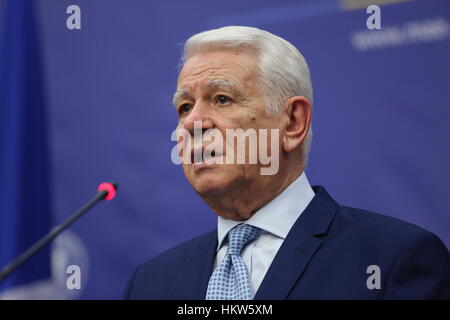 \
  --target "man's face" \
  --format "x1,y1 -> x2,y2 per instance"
174,50 -> 282,198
